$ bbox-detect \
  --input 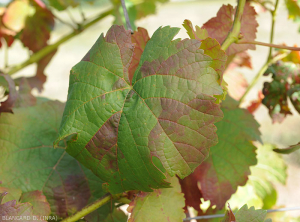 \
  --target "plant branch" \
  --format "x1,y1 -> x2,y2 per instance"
238,52 -> 287,104
7,8 -> 113,75
121,0 -> 133,33
61,193 -> 124,222
221,0 -> 246,51
237,40 -> 300,51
